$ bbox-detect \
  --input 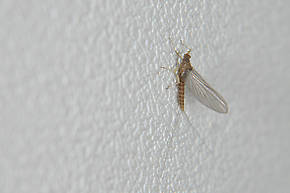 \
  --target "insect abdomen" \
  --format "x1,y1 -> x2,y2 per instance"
178,81 -> 185,111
